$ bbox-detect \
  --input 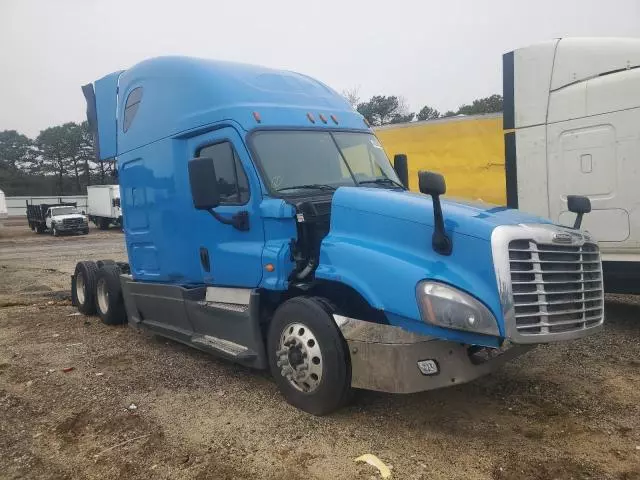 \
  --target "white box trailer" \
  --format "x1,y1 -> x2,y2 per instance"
504,37 -> 640,293
86,185 -> 121,229
0,189 -> 7,219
